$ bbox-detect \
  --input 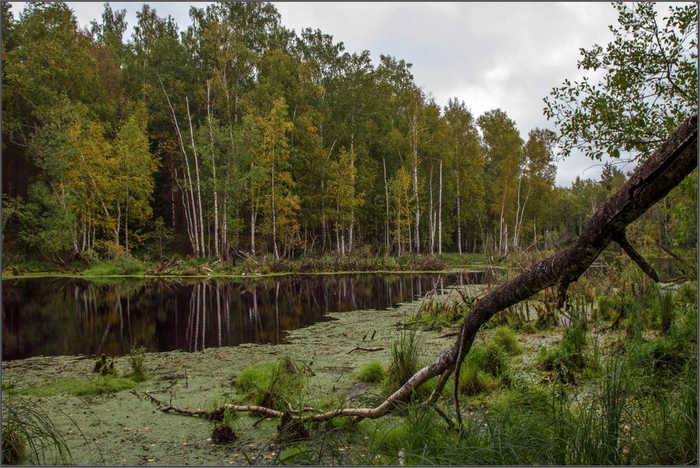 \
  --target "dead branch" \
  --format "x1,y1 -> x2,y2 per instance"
436,331 -> 459,339
348,346 -> 385,354
615,232 -> 659,282
654,240 -> 695,269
